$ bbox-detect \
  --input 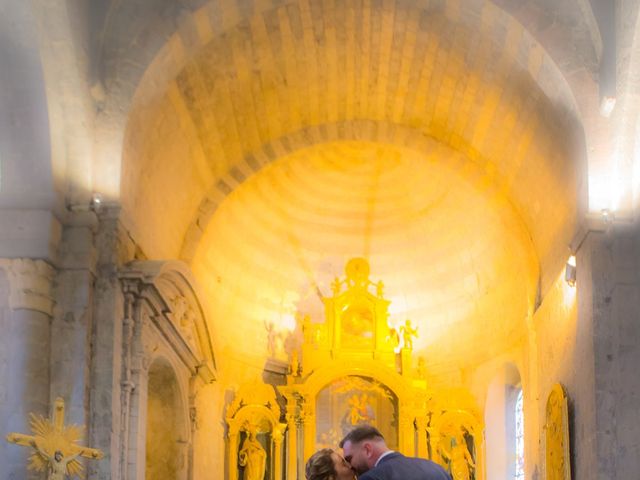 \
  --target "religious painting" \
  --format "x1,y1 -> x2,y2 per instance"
339,300 -> 375,349
433,410 -> 479,480
545,384 -> 570,480
315,376 -> 398,450
438,429 -> 476,480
